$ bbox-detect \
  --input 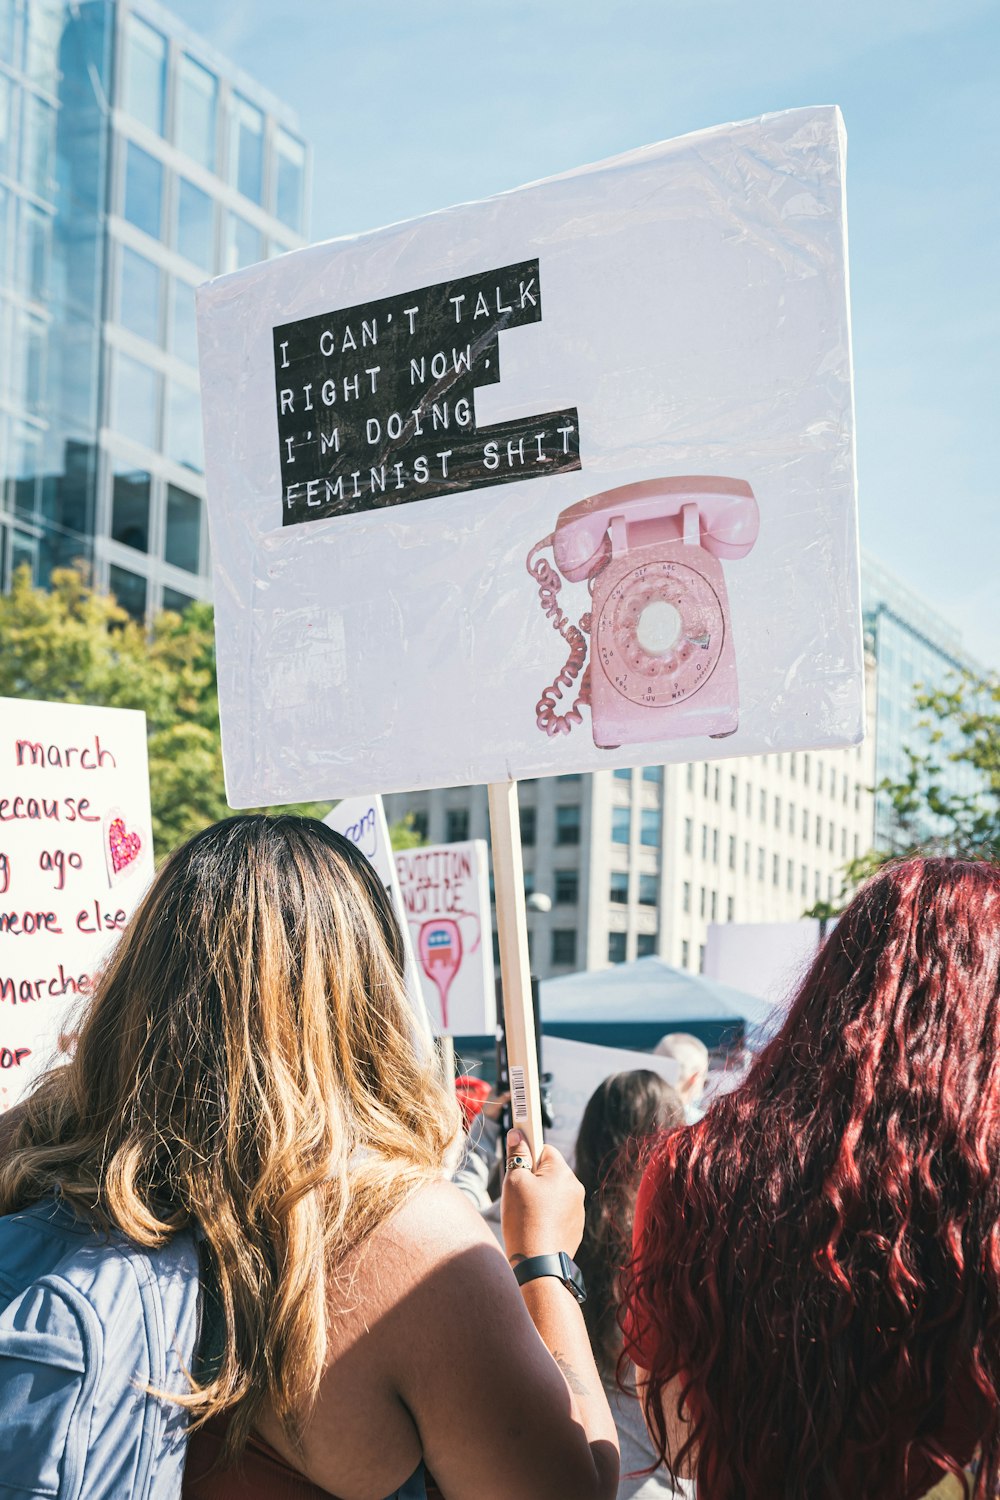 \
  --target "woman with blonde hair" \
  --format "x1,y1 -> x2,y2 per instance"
0,815 -> 618,1500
